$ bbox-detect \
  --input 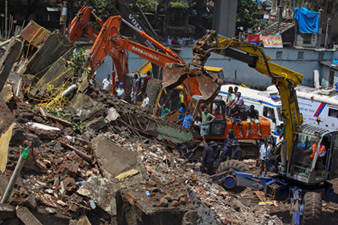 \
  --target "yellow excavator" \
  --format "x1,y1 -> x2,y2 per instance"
170,30 -> 338,225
